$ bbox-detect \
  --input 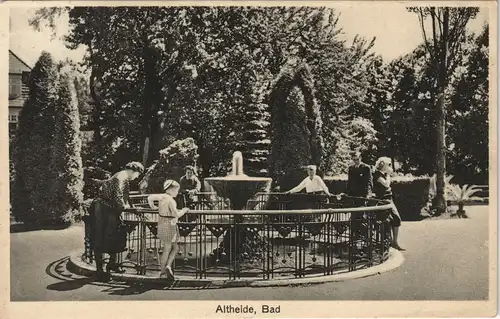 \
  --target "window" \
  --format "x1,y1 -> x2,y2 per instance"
22,72 -> 30,85
9,122 -> 17,138
9,115 -> 18,123
9,76 -> 21,99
